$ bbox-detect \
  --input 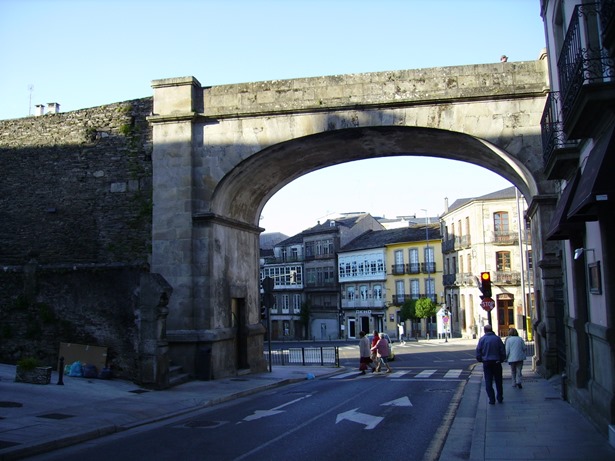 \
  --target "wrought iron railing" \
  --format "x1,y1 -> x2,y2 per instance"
558,3 -> 615,122
541,91 -> 579,166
